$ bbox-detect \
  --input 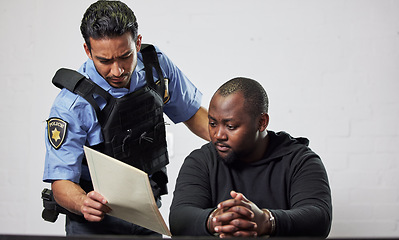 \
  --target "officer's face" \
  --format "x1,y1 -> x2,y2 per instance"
208,92 -> 268,164
84,32 -> 142,89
